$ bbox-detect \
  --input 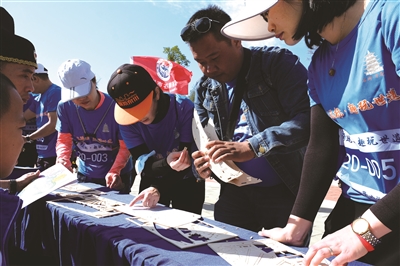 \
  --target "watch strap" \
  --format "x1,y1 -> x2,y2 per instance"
351,218 -> 382,252
355,233 -> 375,252
9,179 -> 17,195
362,230 -> 381,247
